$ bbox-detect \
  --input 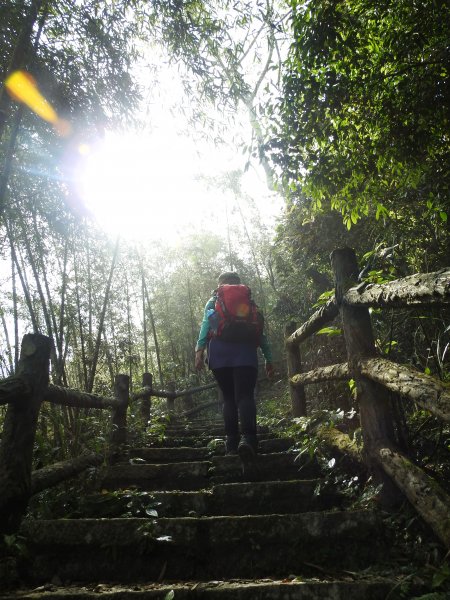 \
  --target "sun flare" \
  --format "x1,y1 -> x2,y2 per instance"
75,130 -> 211,241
